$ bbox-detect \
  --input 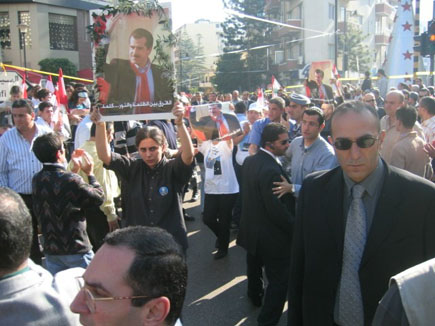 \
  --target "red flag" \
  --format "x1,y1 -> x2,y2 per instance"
46,75 -> 55,93
271,75 -> 281,96
22,72 -> 27,99
56,68 -> 69,112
